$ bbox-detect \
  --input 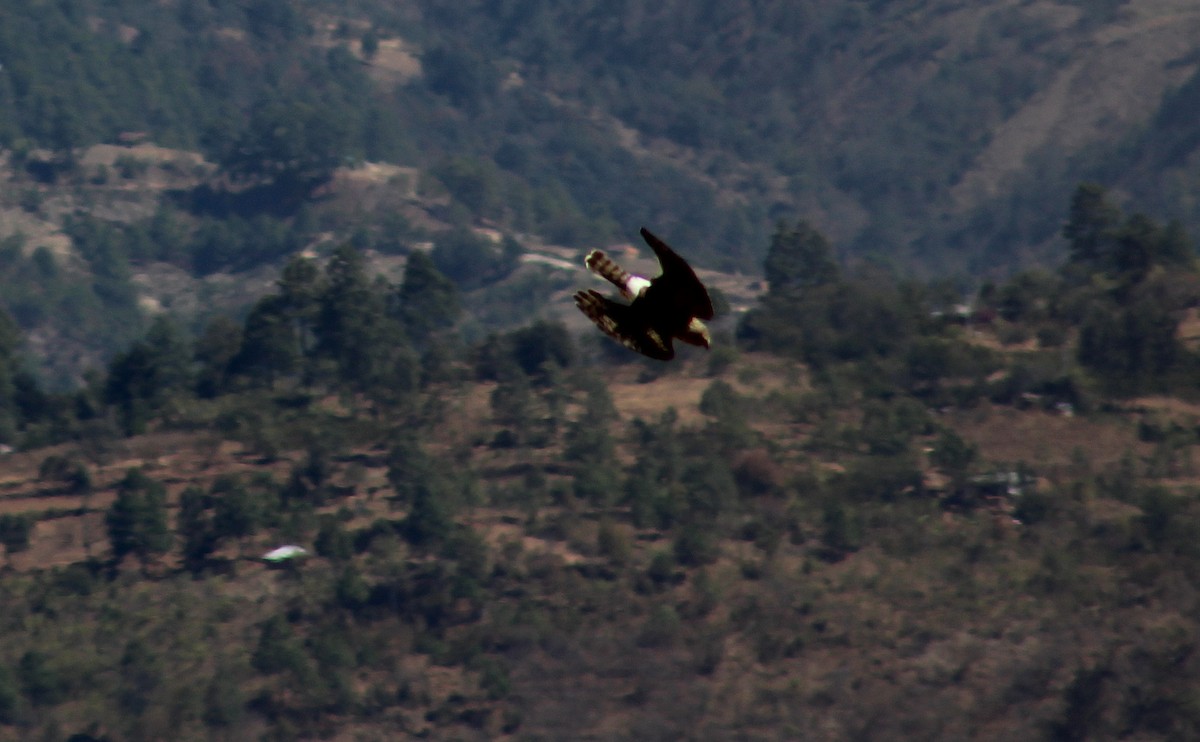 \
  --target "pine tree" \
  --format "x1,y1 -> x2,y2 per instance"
103,316 -> 193,434
106,468 -> 171,569
396,251 -> 461,347
1063,182 -> 1121,272
0,514 -> 31,567
763,220 -> 839,295
177,486 -> 215,573
277,255 -> 324,360
234,296 -> 299,388
211,475 -> 262,558
317,244 -> 413,402
194,316 -> 243,398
